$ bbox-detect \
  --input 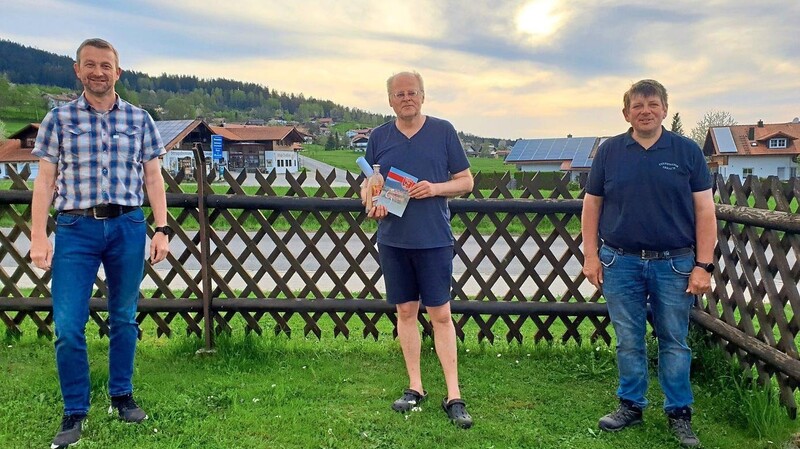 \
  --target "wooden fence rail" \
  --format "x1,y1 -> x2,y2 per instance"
1,161 -> 798,415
